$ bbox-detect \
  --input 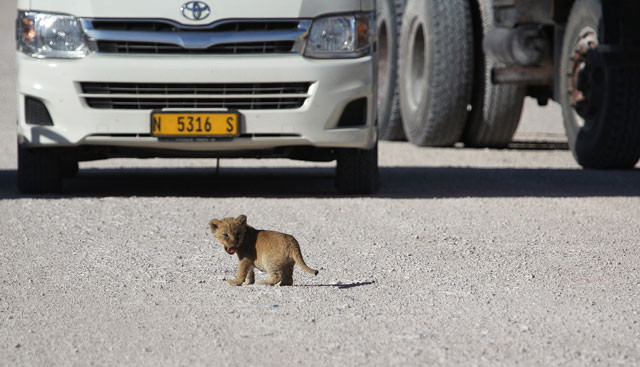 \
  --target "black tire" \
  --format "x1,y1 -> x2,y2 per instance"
17,145 -> 63,194
376,0 -> 406,141
559,0 -> 640,169
463,0 -> 526,148
61,160 -> 79,178
335,143 -> 379,195
398,0 -> 474,147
